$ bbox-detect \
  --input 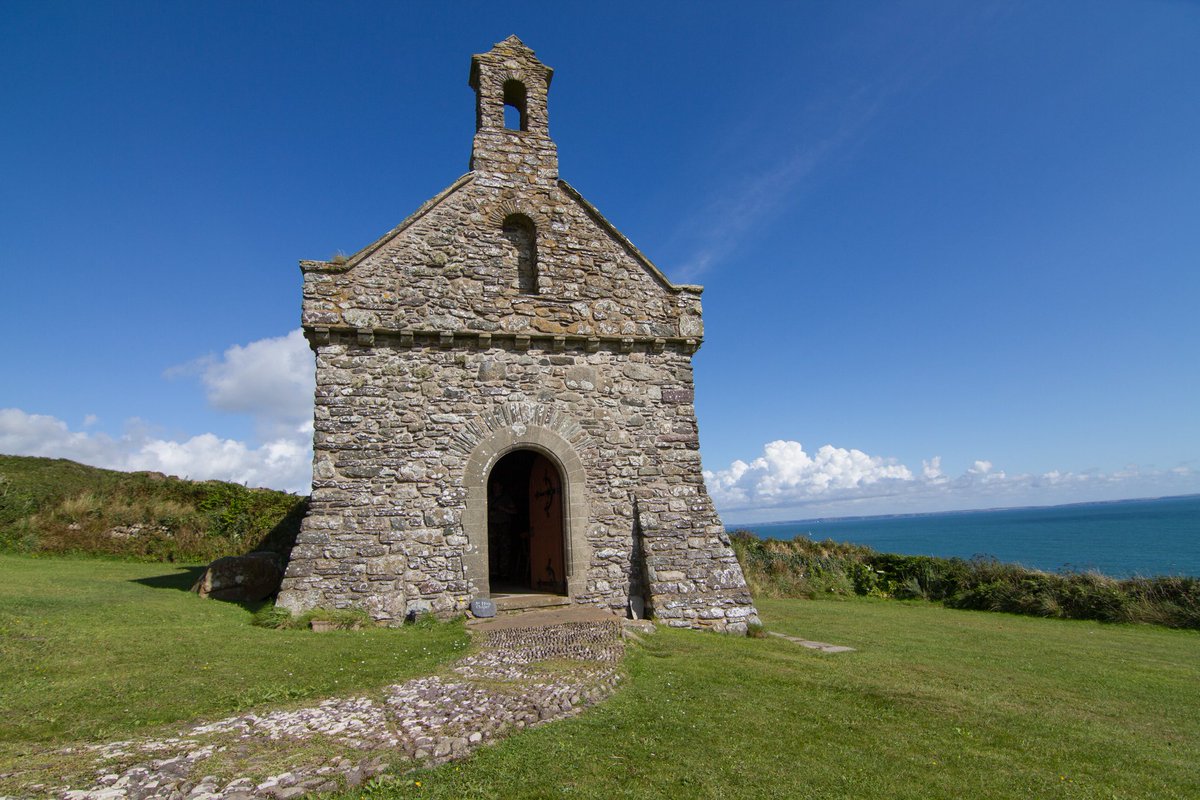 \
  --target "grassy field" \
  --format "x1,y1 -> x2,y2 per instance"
0,554 -> 467,749
2,555 -> 1197,799
355,599 -> 1199,800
